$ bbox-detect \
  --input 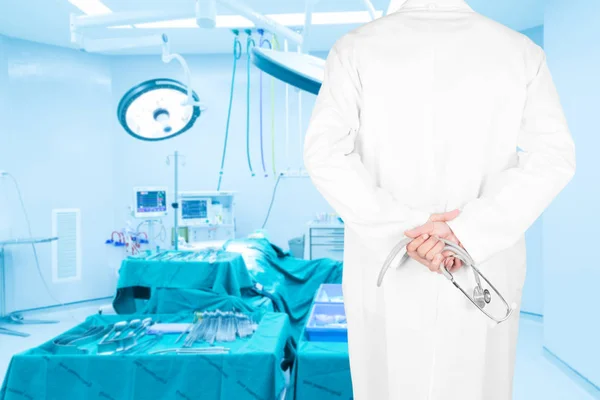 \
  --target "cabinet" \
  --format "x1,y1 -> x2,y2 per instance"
305,222 -> 345,262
